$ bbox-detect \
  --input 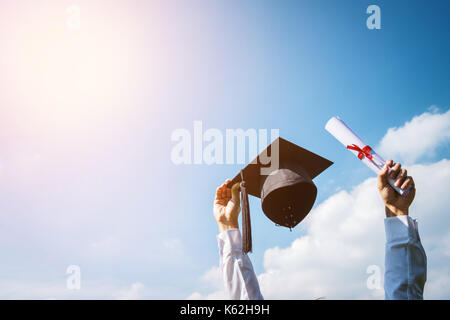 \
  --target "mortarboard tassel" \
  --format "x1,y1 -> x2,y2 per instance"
240,171 -> 252,254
